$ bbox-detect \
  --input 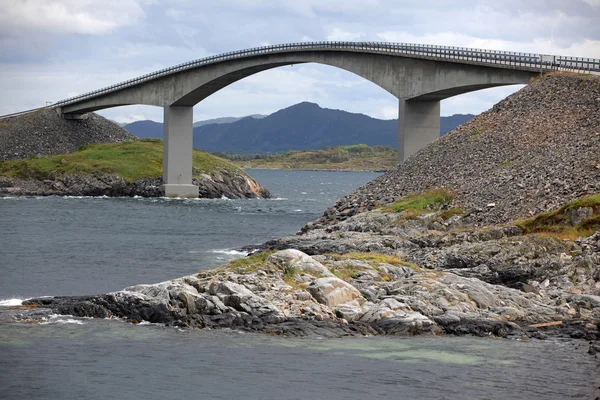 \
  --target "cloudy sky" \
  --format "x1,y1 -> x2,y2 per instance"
1,0 -> 599,123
